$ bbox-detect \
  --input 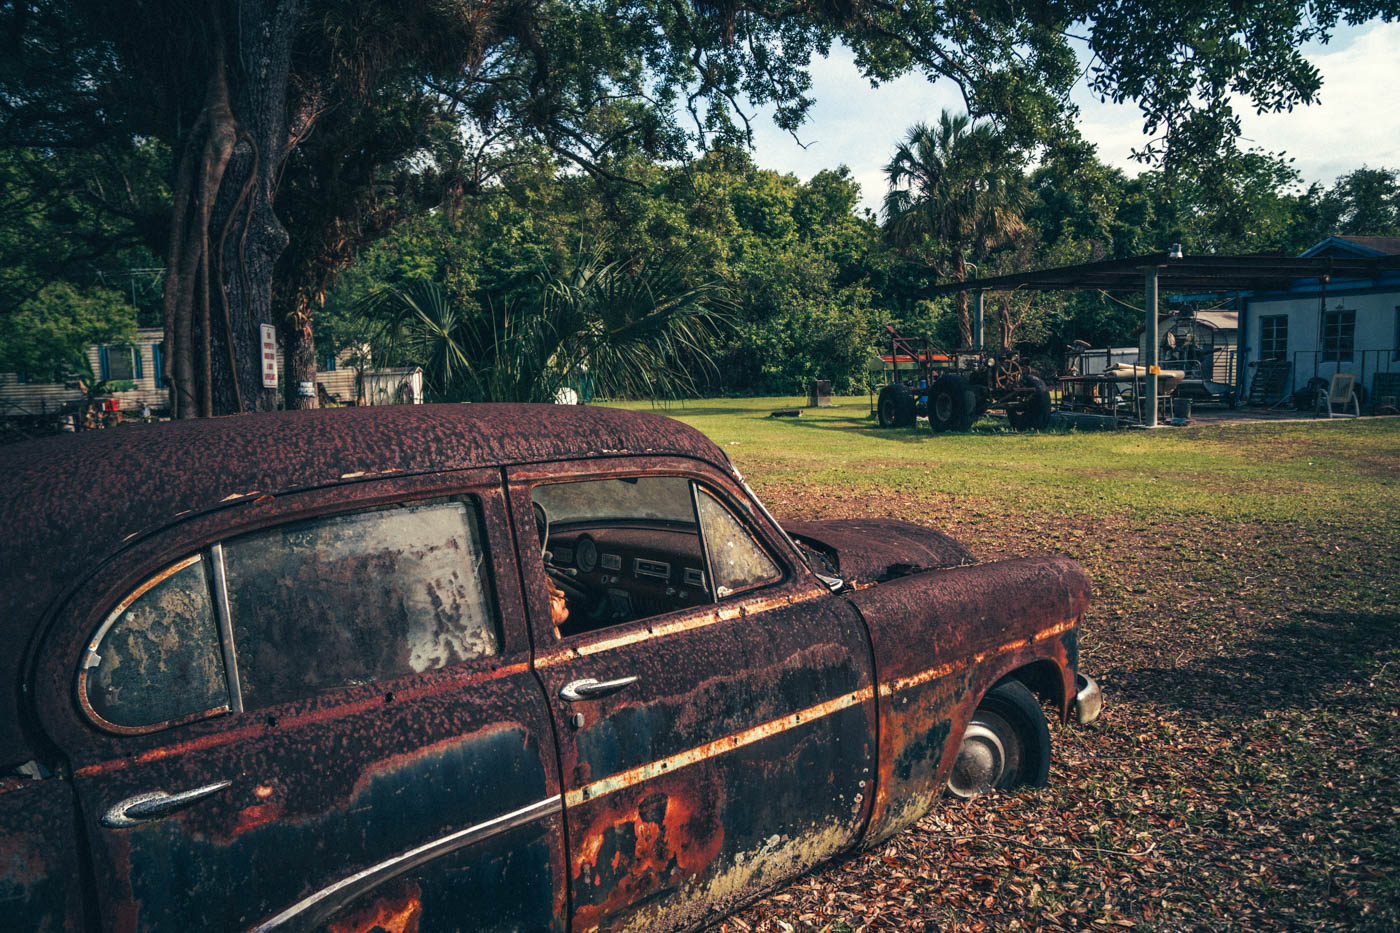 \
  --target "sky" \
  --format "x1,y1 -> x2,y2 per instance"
746,19 -> 1400,217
